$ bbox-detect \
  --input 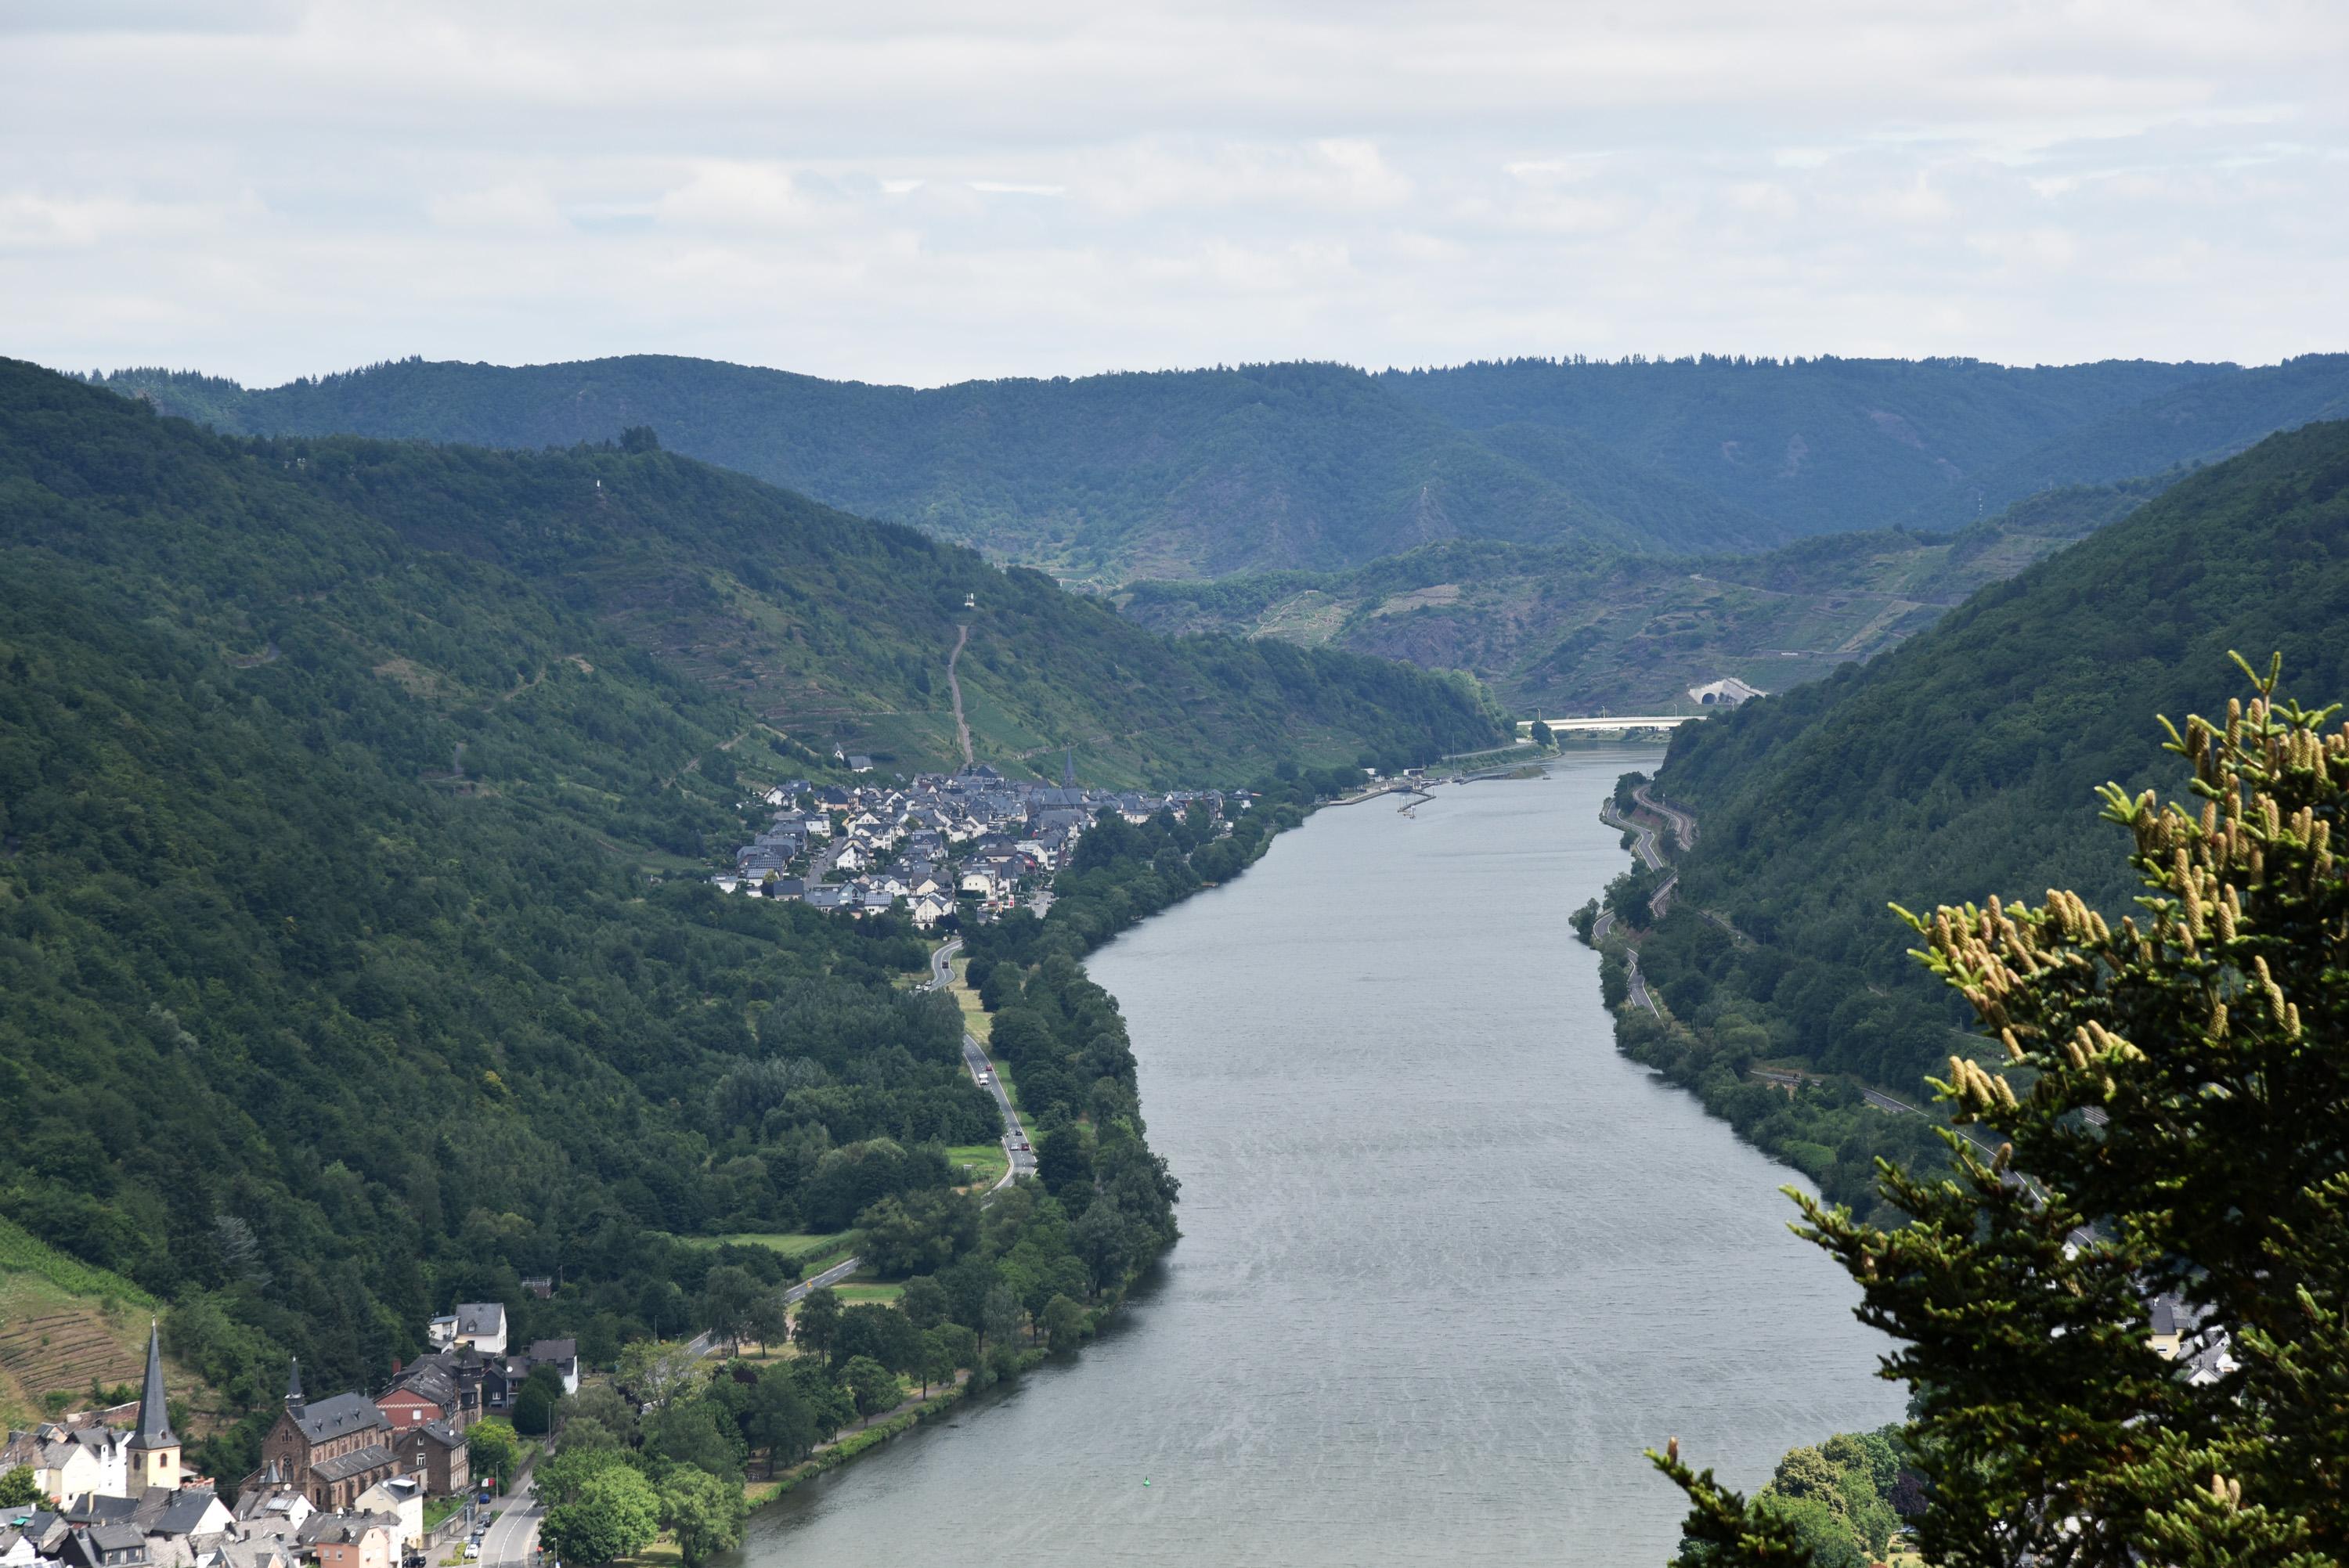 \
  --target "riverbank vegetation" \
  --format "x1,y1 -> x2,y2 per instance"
1662,665 -> 2349,1563
1611,421 -> 2349,1224
0,361 -> 1493,1483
